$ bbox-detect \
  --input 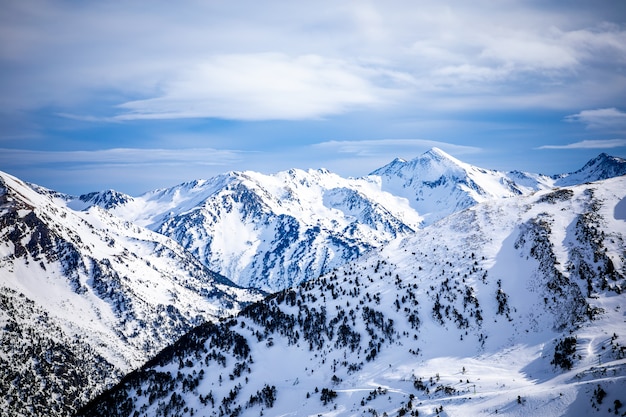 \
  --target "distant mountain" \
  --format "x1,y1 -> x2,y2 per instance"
71,189 -> 135,210
372,148 -> 532,225
92,169 -> 422,291
76,149 -> 626,293
553,152 -> 626,186
372,148 -> 626,225
0,171 -> 262,417
79,175 -> 626,417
